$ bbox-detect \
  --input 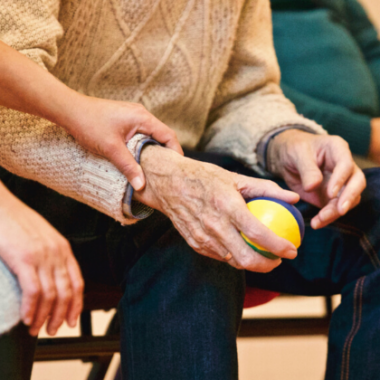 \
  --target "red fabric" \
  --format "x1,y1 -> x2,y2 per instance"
243,287 -> 280,308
